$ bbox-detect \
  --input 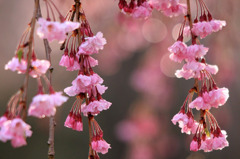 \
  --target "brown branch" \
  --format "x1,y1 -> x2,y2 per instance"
36,1 -> 55,159
22,0 -> 40,120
